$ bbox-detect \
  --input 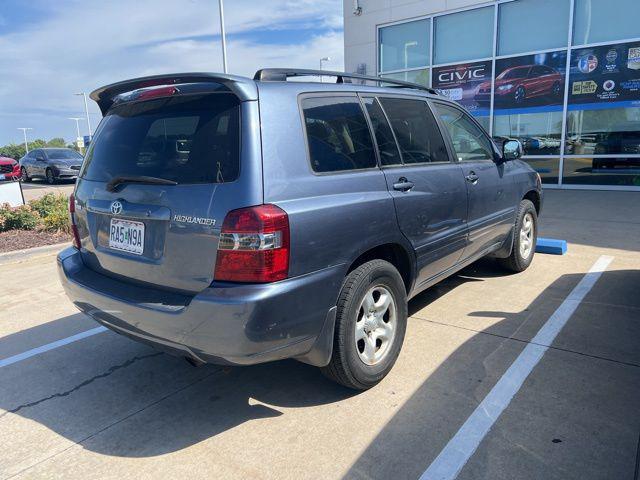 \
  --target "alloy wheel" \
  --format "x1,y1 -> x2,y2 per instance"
355,285 -> 397,366
519,212 -> 534,259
